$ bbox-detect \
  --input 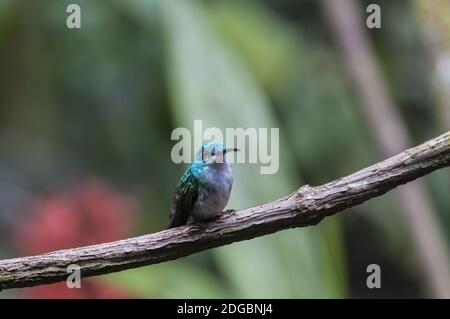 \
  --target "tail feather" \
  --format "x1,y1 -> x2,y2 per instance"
166,209 -> 190,229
